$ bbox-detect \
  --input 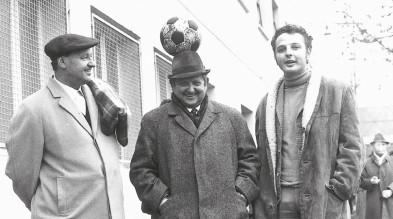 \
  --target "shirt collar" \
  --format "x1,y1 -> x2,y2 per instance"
54,75 -> 83,98
187,105 -> 200,112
